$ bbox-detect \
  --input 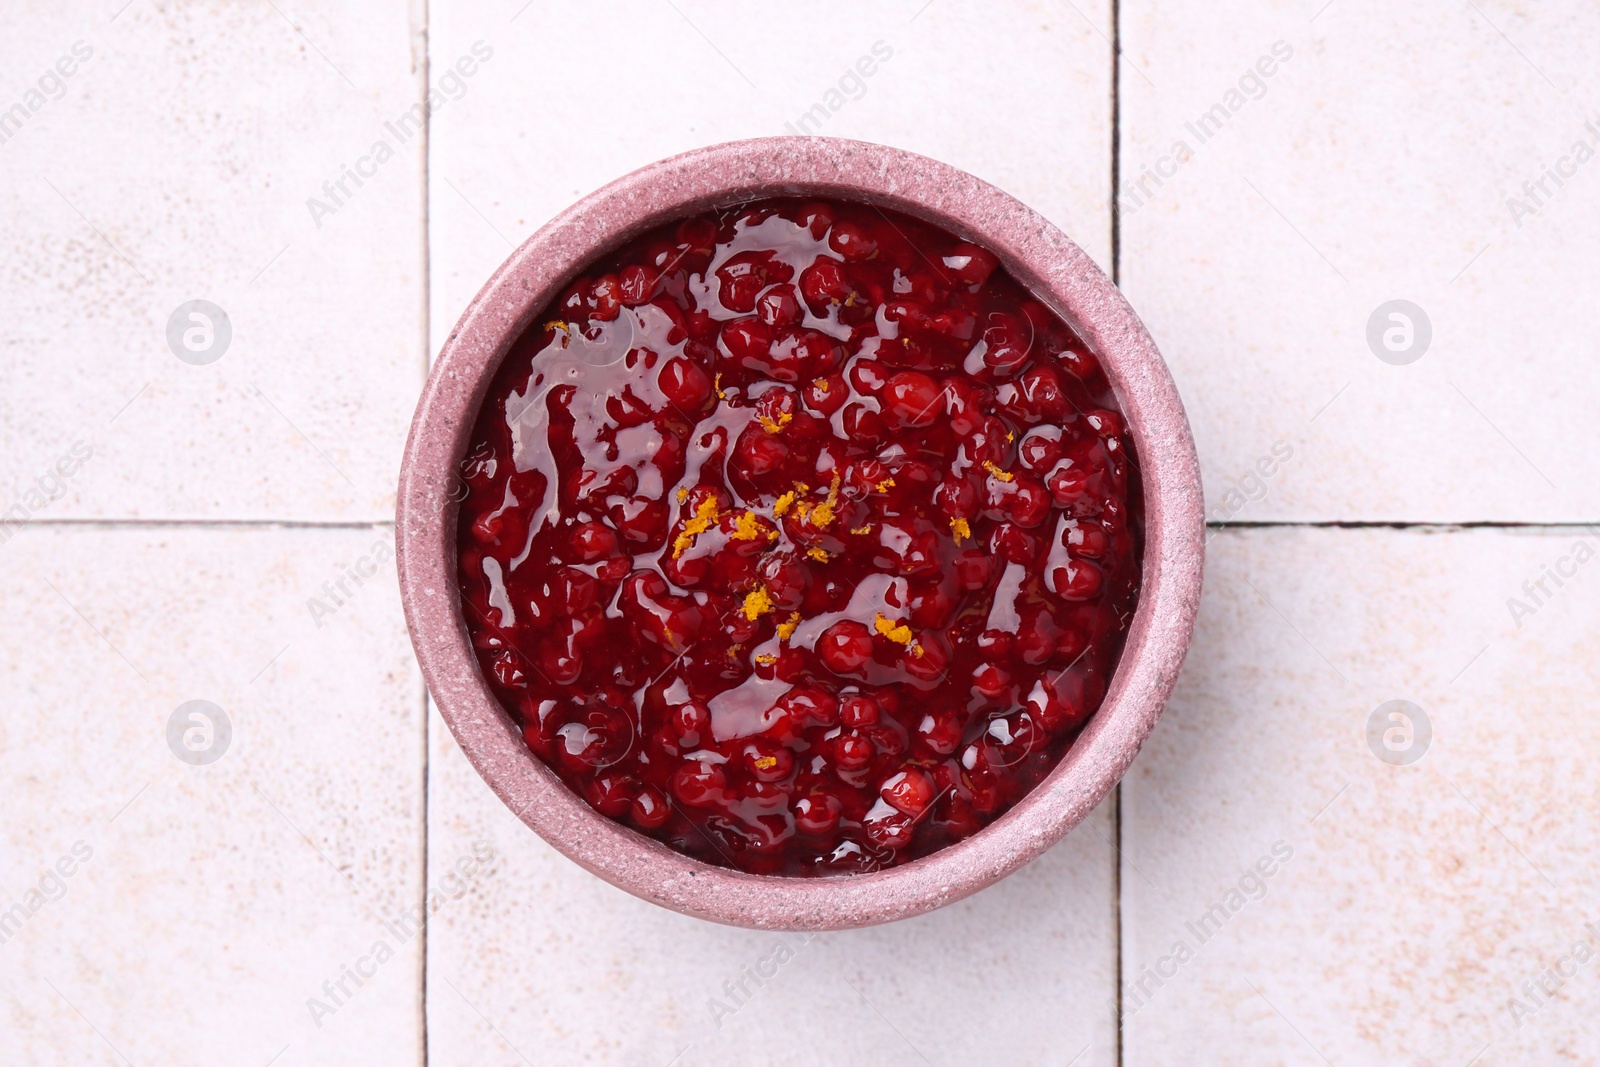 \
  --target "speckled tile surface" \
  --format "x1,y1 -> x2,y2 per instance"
1121,1 -> 1600,523
4,0 -> 1596,1063
0,1 -> 424,522
422,2 -> 1124,1062
1124,527 -> 1600,1065
424,707 -> 1118,1066
0,525 -> 422,1066
426,0 -> 1118,356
